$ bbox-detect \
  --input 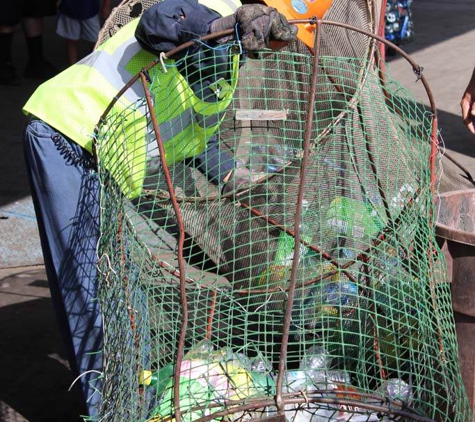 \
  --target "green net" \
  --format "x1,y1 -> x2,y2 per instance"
93,22 -> 471,422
